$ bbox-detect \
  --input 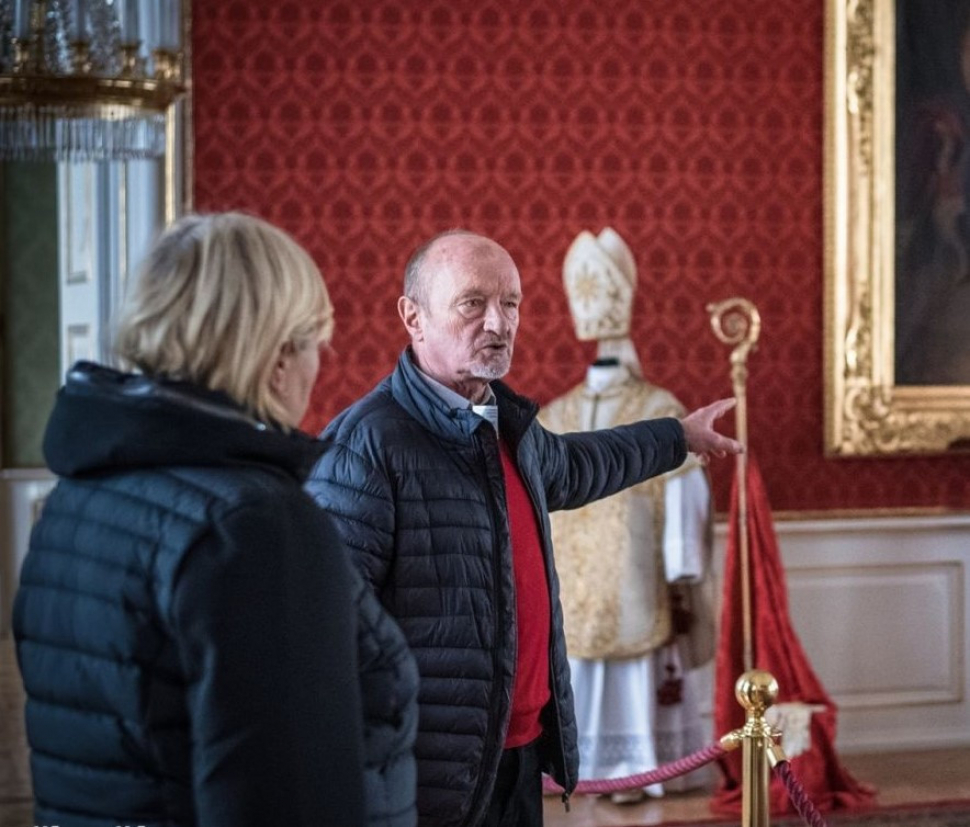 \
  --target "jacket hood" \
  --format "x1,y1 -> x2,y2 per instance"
43,361 -> 324,481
